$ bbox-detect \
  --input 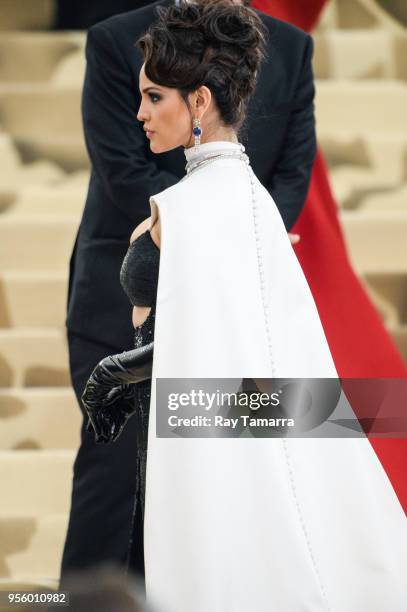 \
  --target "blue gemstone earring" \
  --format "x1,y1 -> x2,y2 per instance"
192,117 -> 202,147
